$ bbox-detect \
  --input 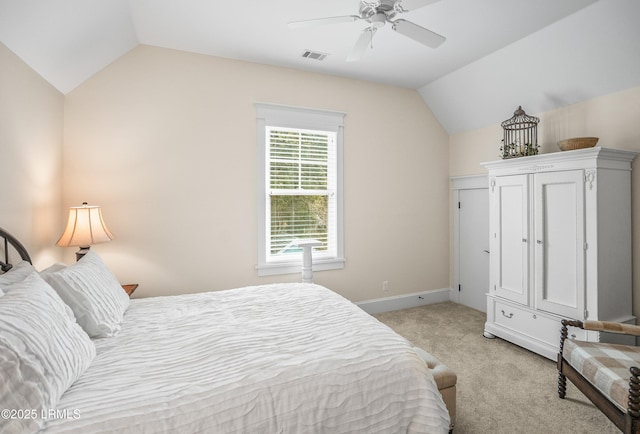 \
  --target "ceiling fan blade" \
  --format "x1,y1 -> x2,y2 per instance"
391,19 -> 445,48
288,15 -> 360,29
347,27 -> 377,62
397,0 -> 441,12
